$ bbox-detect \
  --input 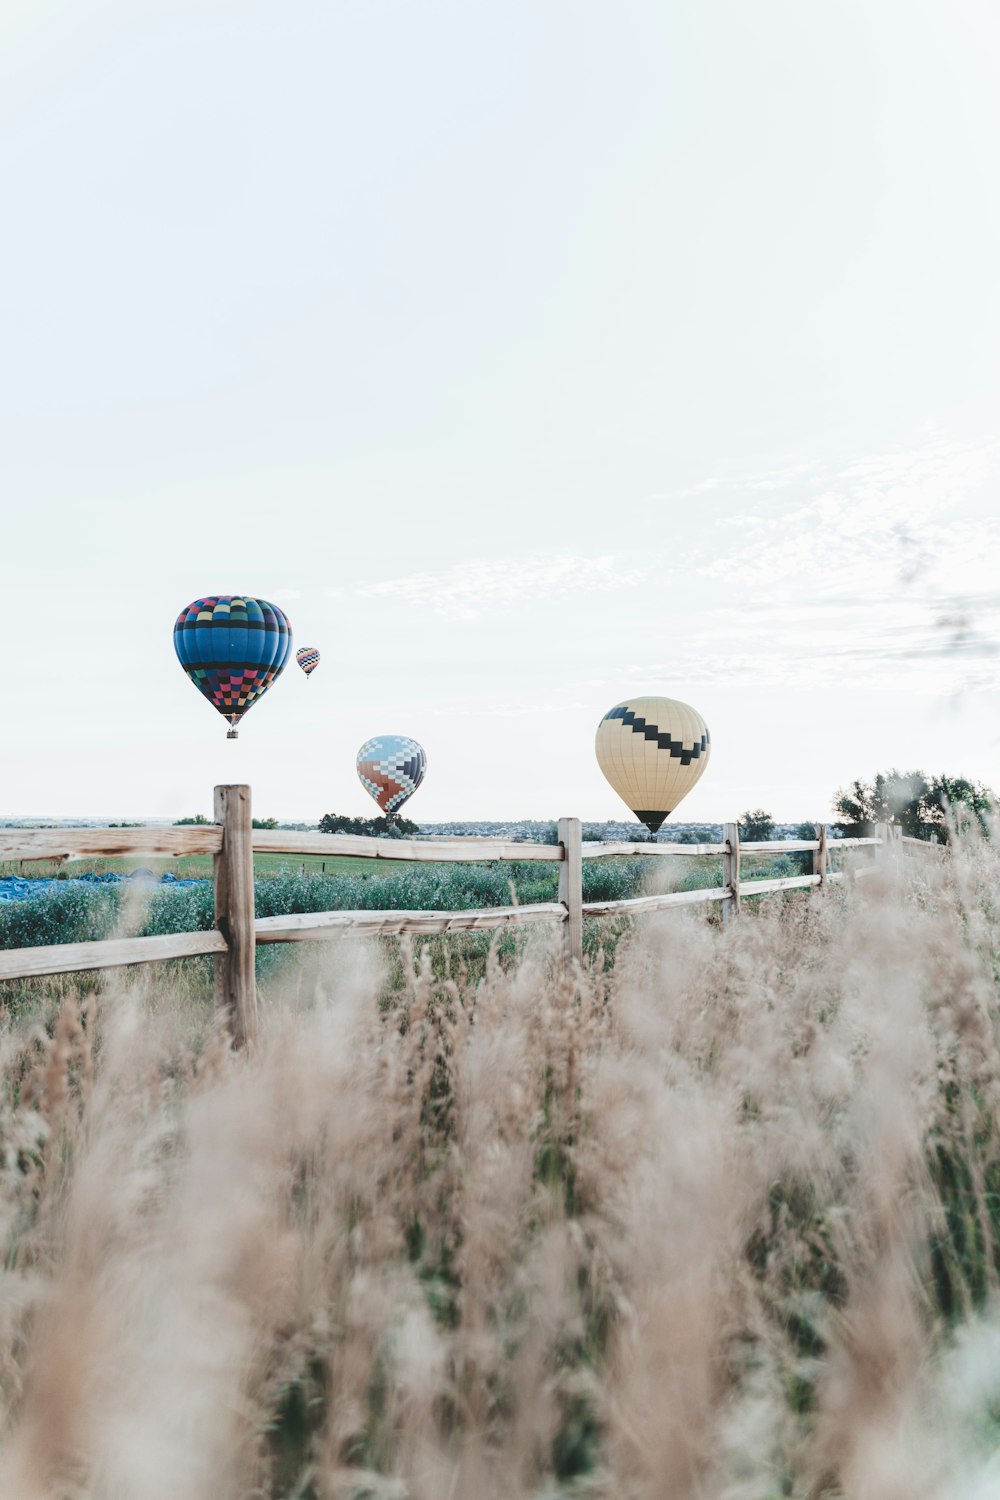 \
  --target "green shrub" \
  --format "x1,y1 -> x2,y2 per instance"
0,860 -> 650,956
0,884 -> 123,950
